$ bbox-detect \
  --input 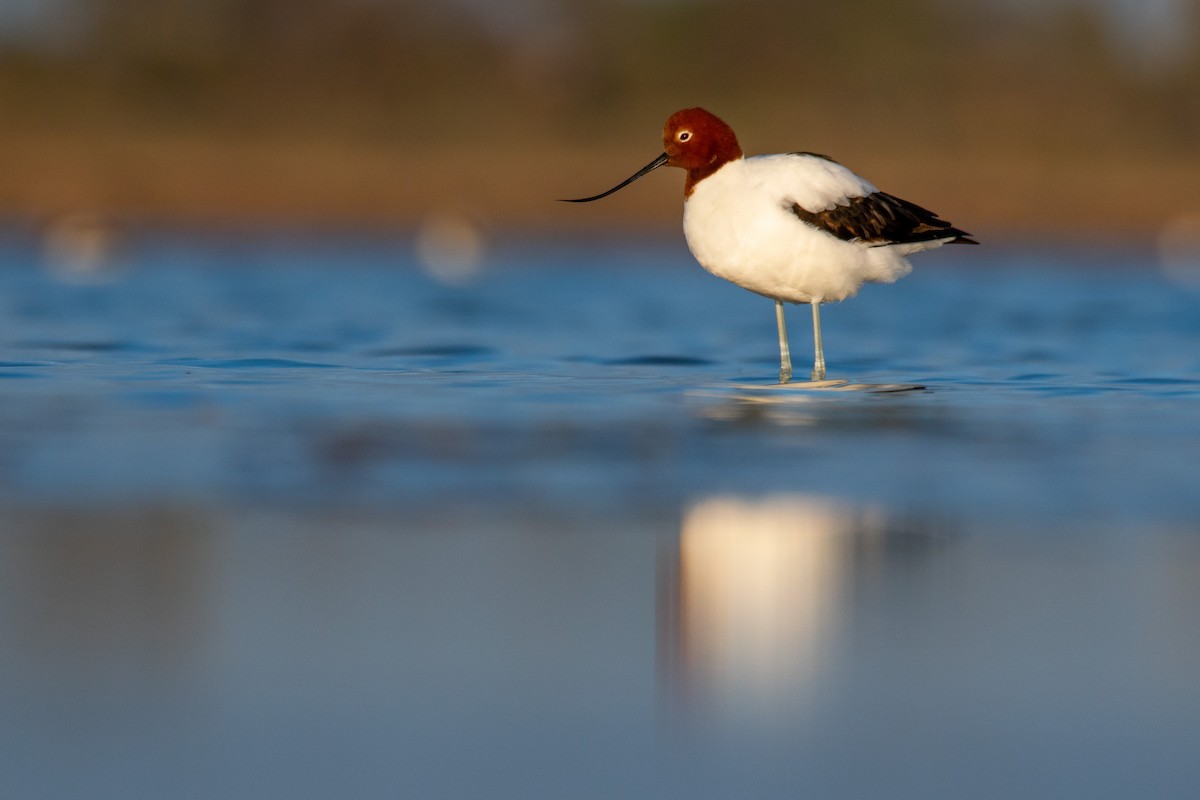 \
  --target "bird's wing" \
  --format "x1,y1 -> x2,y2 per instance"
750,152 -> 877,211
755,153 -> 976,246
